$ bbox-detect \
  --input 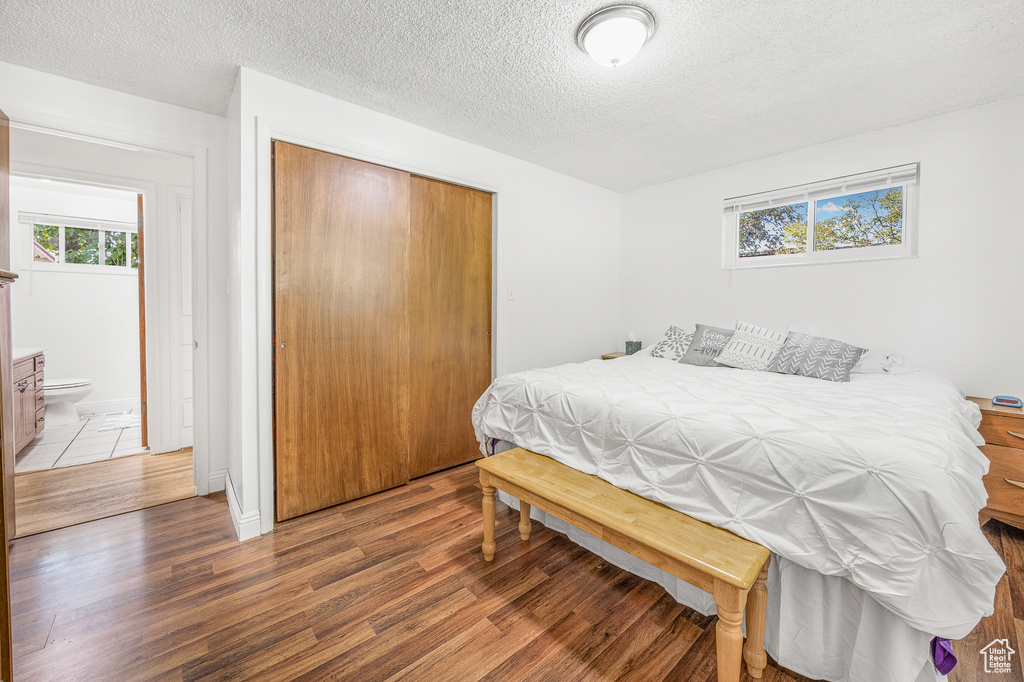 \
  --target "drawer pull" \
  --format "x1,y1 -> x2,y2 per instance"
1008,431 -> 1024,441
15,379 -> 30,393
1006,478 -> 1024,490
